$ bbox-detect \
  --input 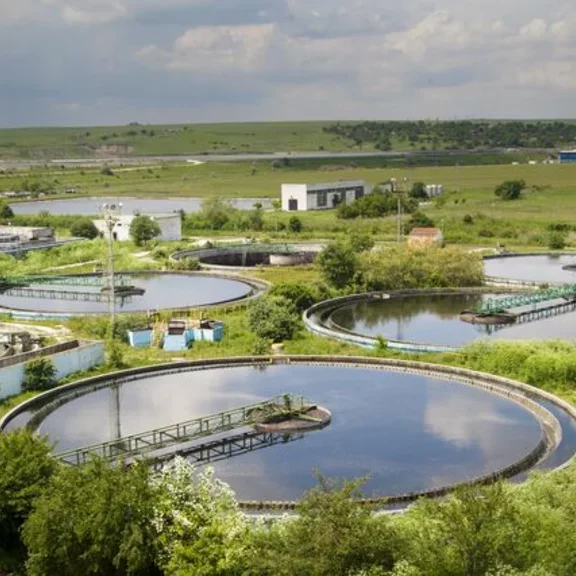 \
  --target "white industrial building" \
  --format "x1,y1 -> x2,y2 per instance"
281,181 -> 369,211
93,213 -> 182,242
